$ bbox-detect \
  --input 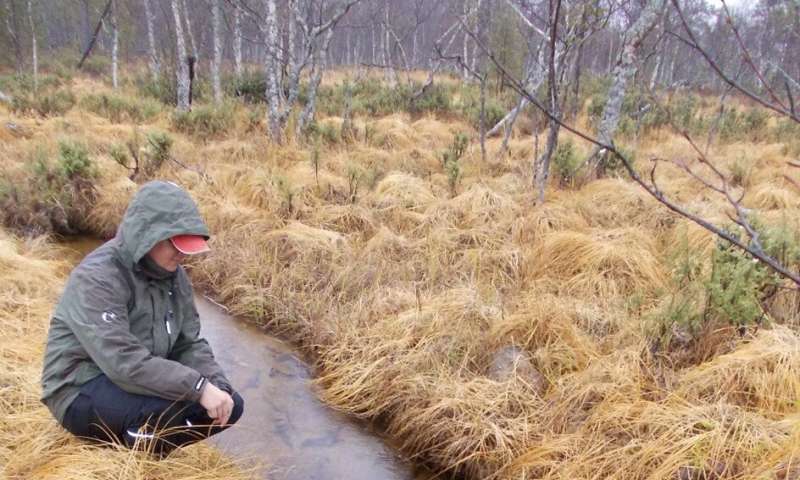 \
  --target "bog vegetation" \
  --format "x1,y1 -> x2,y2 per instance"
3,54 -> 800,479
4,0 -> 800,478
